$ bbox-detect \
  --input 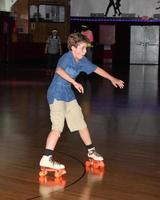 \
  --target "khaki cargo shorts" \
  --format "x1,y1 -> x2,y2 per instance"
49,99 -> 87,133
